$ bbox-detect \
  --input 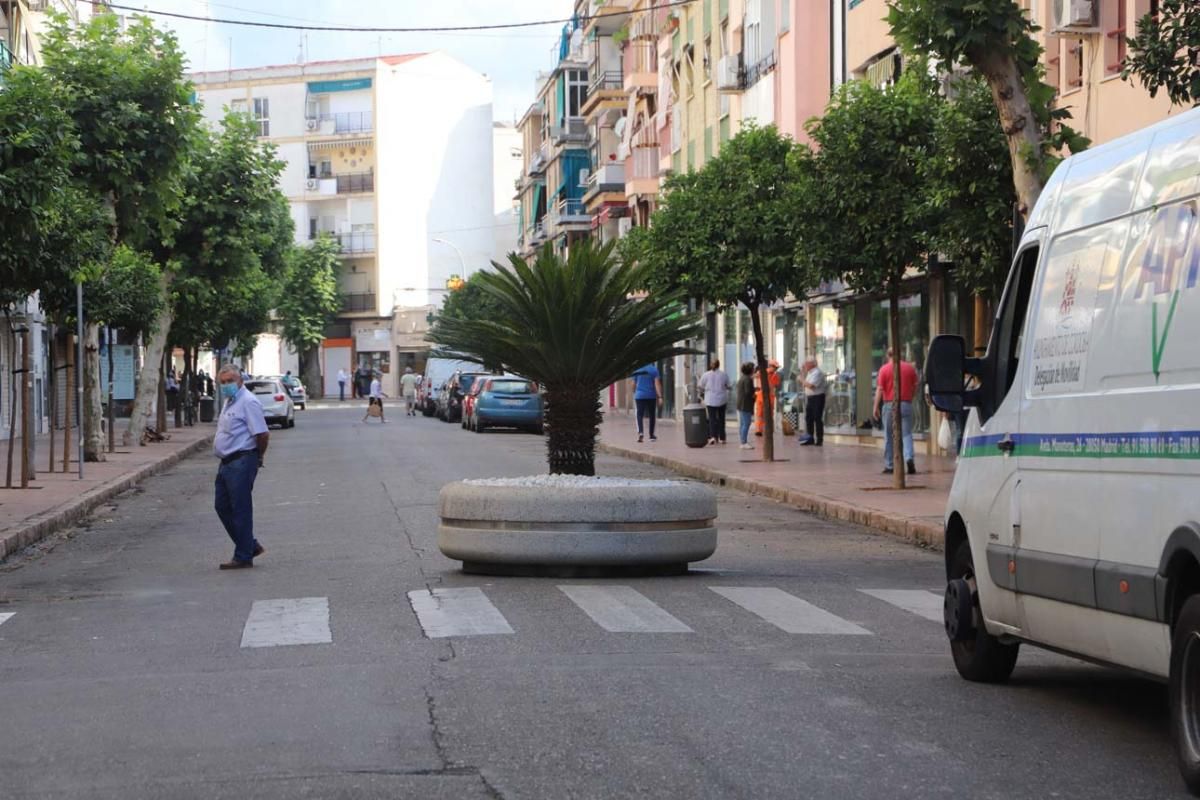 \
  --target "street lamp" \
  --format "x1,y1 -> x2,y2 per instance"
432,237 -> 469,279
